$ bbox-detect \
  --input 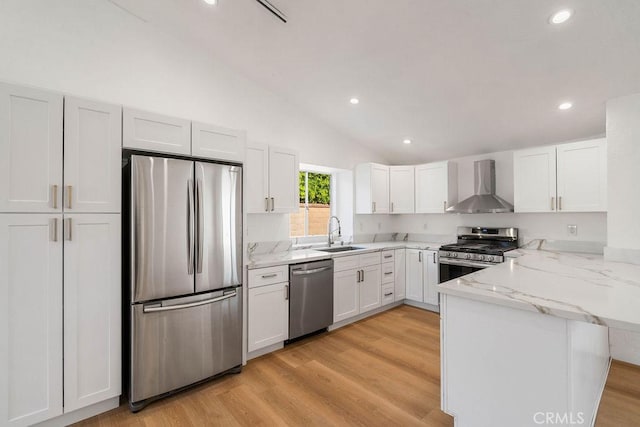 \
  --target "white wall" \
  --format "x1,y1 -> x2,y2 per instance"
0,0 -> 386,245
605,93 -> 640,365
